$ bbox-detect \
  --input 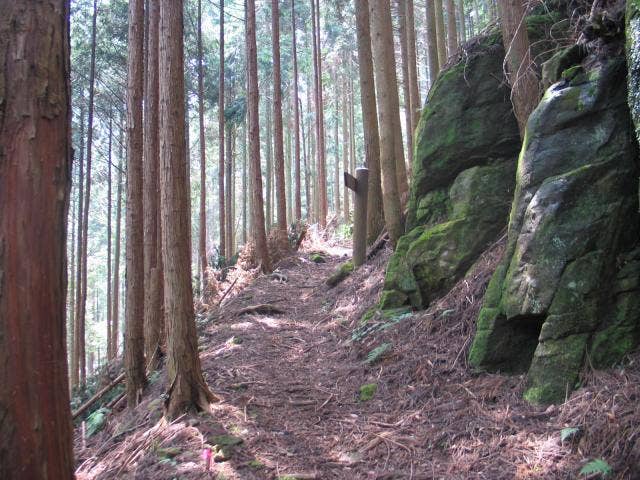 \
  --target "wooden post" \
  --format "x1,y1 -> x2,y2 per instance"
344,167 -> 369,266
